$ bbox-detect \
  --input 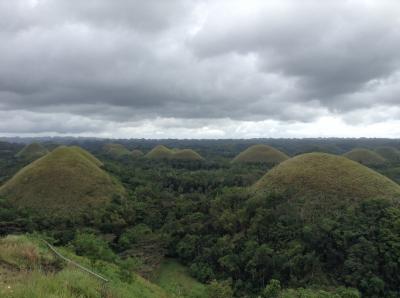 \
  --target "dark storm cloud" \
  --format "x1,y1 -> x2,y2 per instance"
0,0 -> 399,136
